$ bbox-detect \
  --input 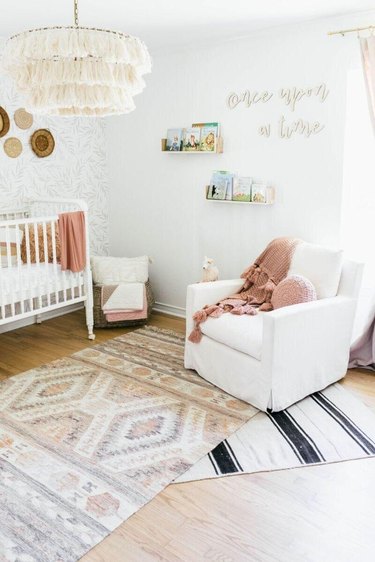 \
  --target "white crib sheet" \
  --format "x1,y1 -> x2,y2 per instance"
0,263 -> 84,307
